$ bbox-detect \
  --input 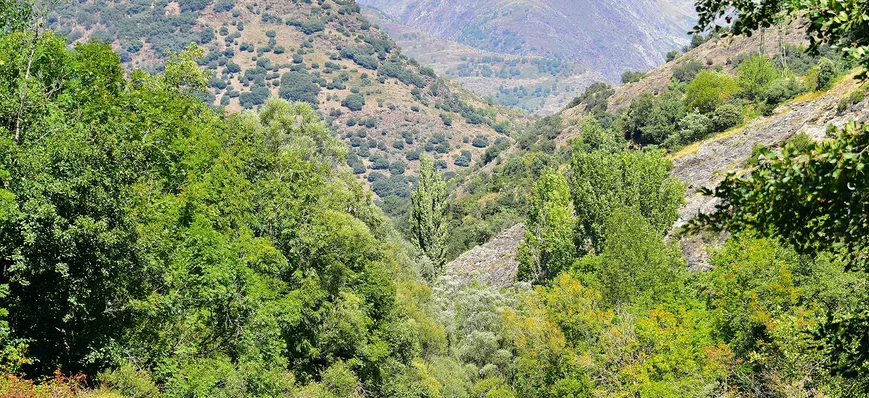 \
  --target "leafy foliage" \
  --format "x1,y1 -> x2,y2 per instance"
410,156 -> 447,271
